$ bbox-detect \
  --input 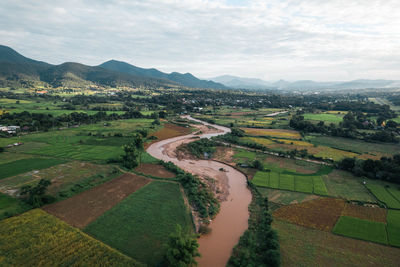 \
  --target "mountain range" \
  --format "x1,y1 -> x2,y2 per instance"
0,45 -> 225,89
210,75 -> 400,91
